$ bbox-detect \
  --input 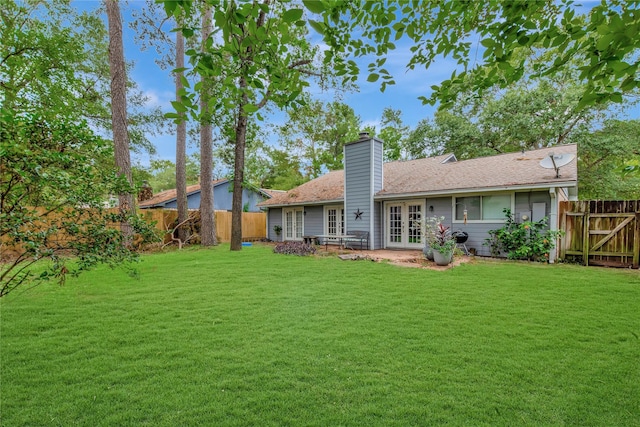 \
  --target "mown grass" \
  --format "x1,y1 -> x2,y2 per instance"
1,244 -> 639,426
